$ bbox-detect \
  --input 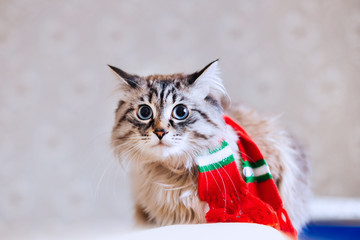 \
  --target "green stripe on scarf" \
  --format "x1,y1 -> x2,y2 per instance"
245,173 -> 273,183
198,154 -> 235,173
241,159 -> 267,168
